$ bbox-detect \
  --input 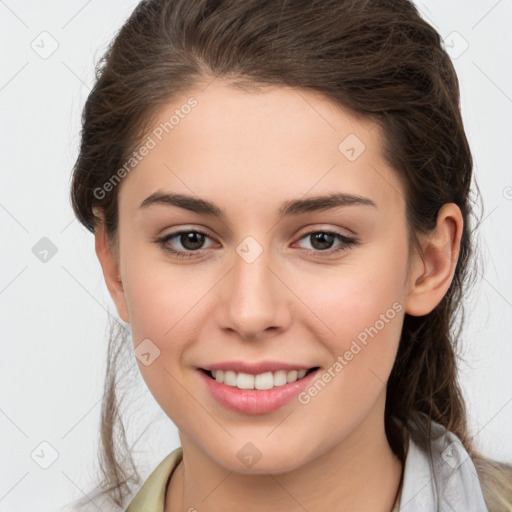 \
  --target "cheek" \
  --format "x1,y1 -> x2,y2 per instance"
121,265 -> 202,424
124,273 -> 206,382
292,239 -> 408,391
119,241 -> 216,390
287,271 -> 405,451
120,237 -> 200,339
